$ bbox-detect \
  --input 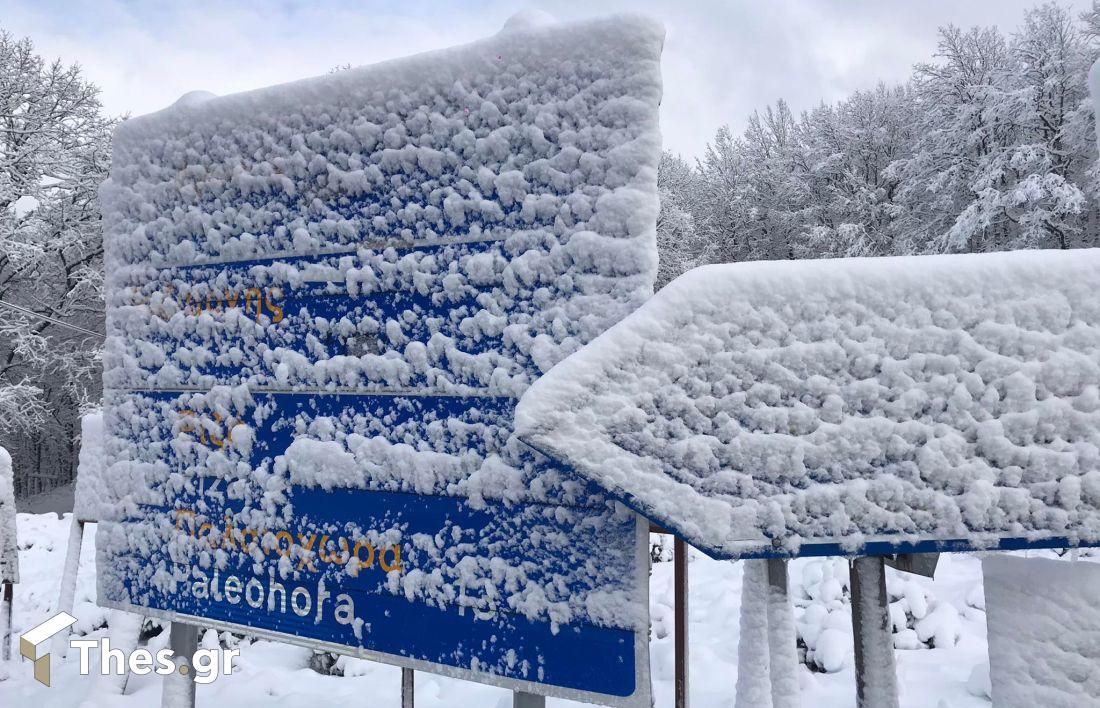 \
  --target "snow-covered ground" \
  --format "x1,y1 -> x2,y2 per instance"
0,511 -> 1030,707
